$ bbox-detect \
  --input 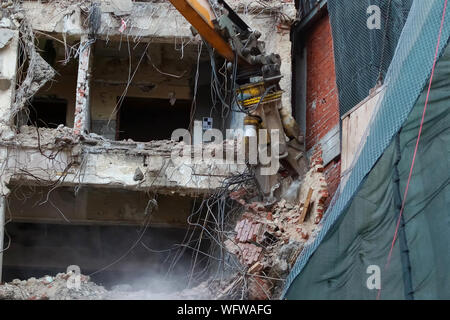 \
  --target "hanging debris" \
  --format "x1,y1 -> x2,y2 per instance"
181,159 -> 330,300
